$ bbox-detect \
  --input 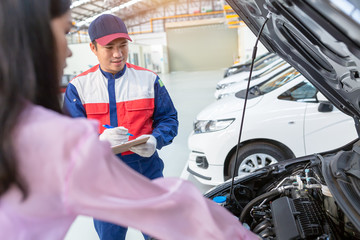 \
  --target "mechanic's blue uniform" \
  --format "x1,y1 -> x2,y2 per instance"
63,63 -> 178,240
